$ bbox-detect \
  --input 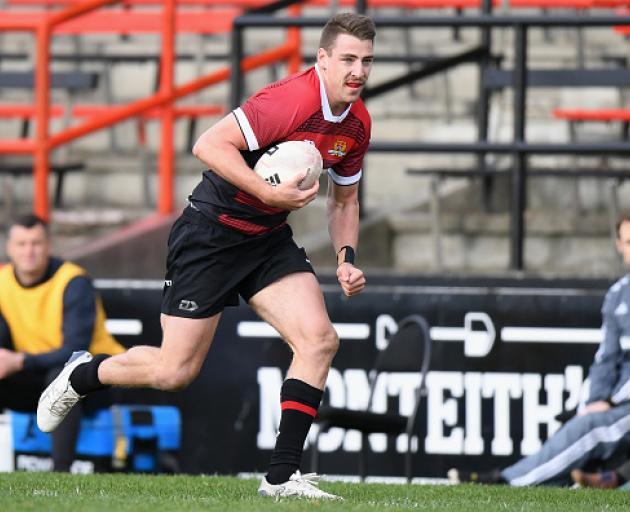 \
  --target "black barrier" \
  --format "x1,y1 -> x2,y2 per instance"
96,275 -> 613,479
